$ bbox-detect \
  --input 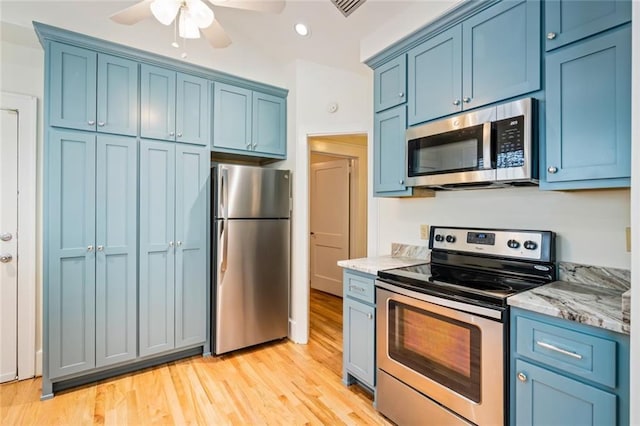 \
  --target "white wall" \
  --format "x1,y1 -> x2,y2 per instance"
376,188 -> 631,269
287,59 -> 372,343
